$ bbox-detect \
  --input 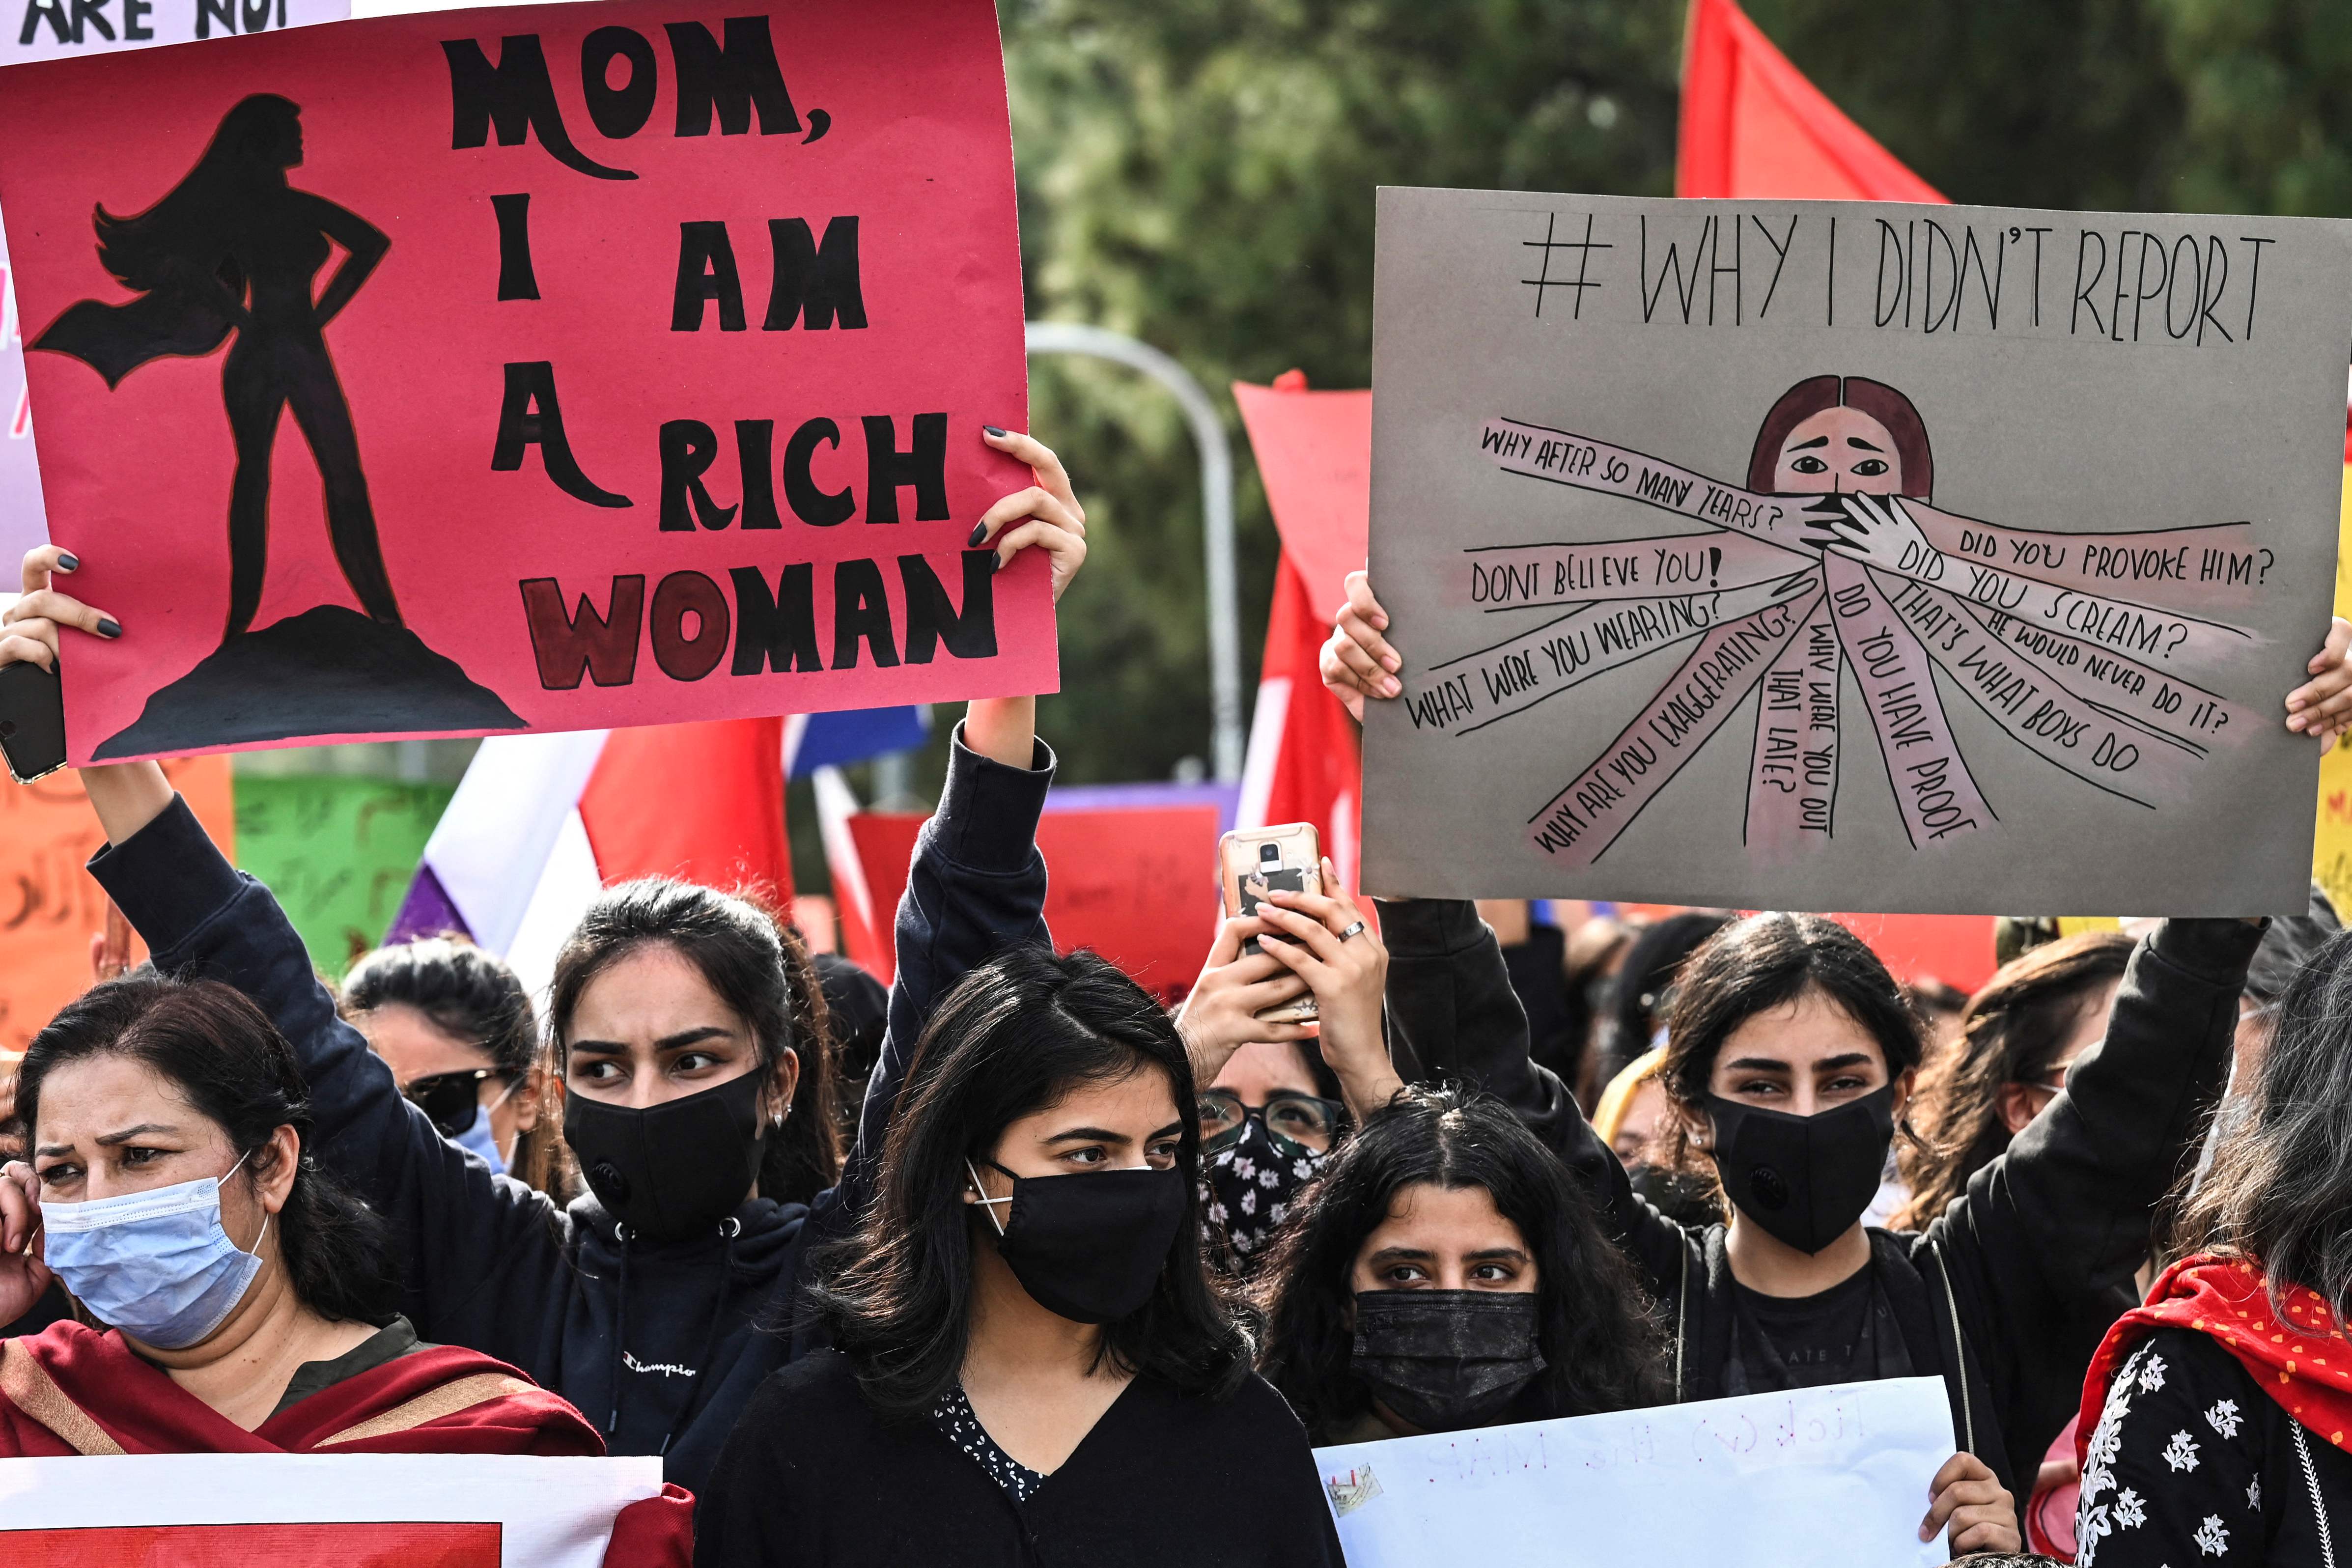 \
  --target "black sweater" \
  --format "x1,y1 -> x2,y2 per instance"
694,1349 -> 1344,1568
2076,1326 -> 2352,1567
87,726 -> 1058,1496
1379,899 -> 2260,1508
